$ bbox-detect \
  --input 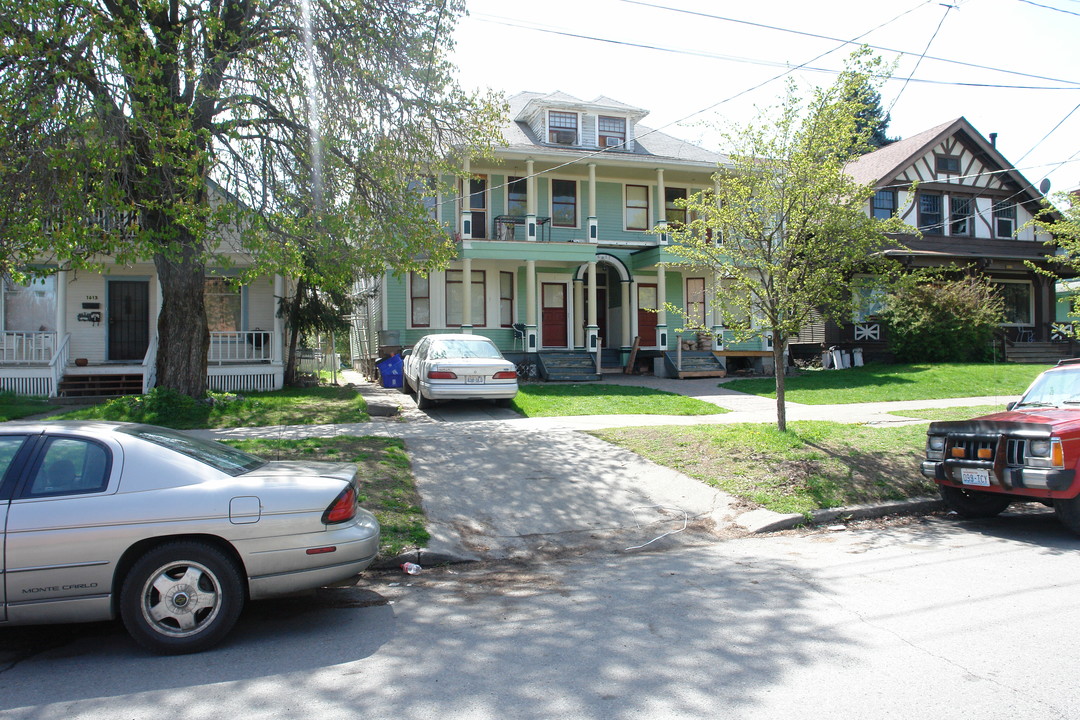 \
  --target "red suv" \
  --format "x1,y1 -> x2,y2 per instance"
922,361 -> 1080,533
